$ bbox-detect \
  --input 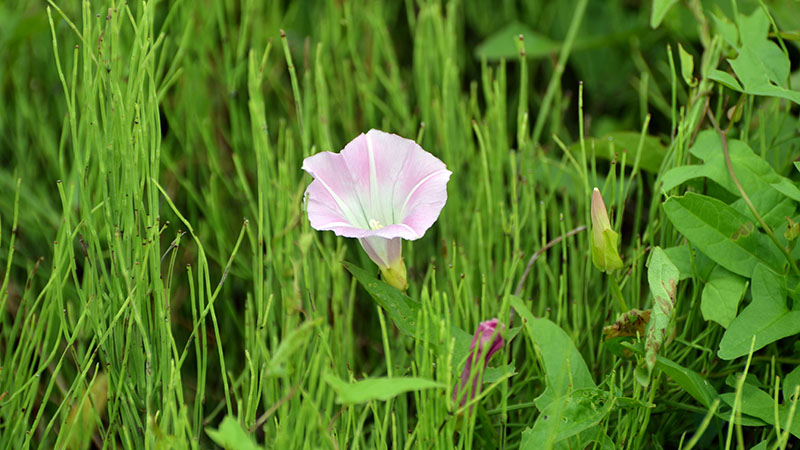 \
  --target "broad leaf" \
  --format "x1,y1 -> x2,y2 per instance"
708,69 -> 742,91
650,0 -> 679,28
324,374 -> 445,404
661,131 -> 800,230
645,247 -> 679,371
663,192 -> 784,277
701,266 -> 747,328
714,8 -> 800,104
731,197 -> 795,235
345,262 -> 475,373
720,381 -> 800,438
521,389 -> 613,448
719,264 -> 800,360
206,417 -> 262,450
475,21 -> 560,60
483,364 -> 517,384
655,354 -> 718,409
510,295 -> 595,409
622,344 -> 765,426
344,262 -> 421,336
710,13 -> 738,47
784,366 -> 800,404
662,244 -> 715,281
